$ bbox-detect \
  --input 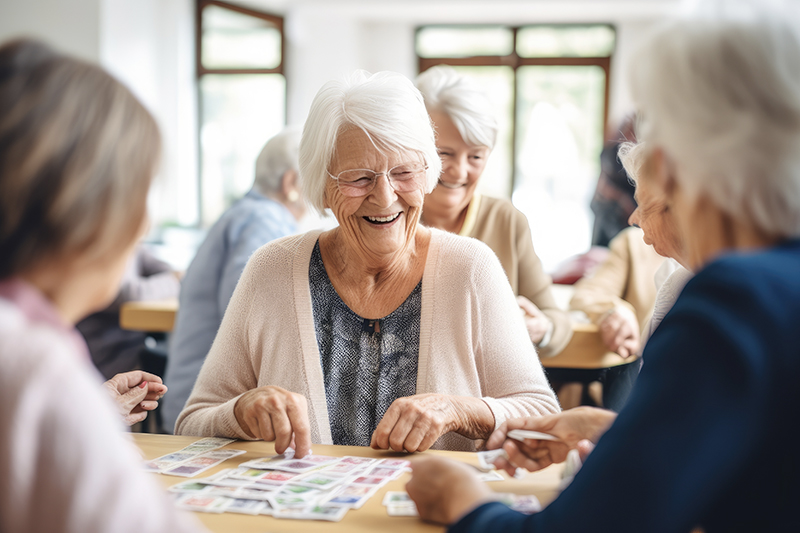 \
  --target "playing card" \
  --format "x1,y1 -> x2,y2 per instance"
168,481 -> 212,494
339,456 -> 377,466
507,429 -> 561,442
273,504 -> 349,522
386,503 -> 419,517
324,485 -> 376,509
477,448 -> 509,471
163,449 -> 246,478
175,494 -> 231,513
374,458 -> 410,469
225,498 -> 267,515
270,460 -> 323,474
290,472 -> 348,489
477,470 -> 504,482
494,493 -> 542,514
382,491 -> 413,506
366,466 -> 403,479
350,475 -> 389,486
